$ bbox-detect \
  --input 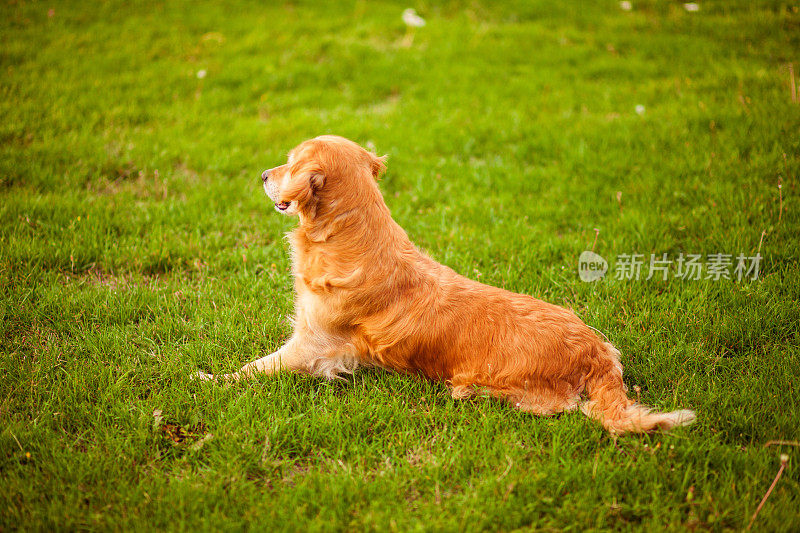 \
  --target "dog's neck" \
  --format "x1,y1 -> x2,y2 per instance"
290,188 -> 416,284
297,186 -> 401,244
